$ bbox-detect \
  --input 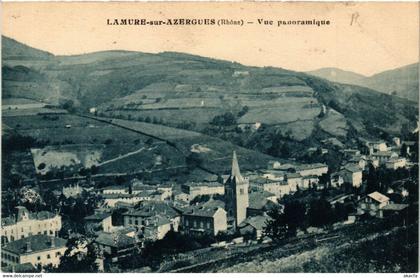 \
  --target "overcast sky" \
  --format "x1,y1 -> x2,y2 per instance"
2,2 -> 419,76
